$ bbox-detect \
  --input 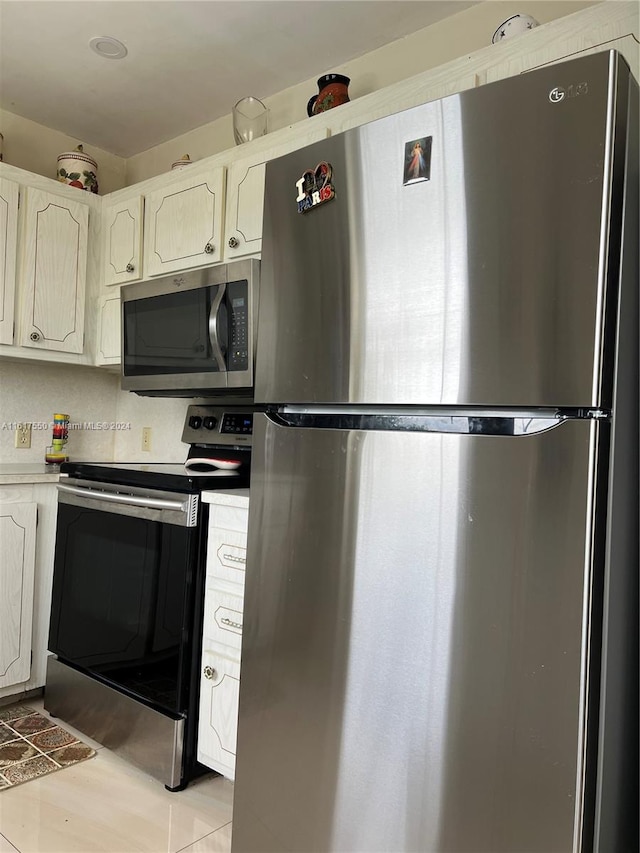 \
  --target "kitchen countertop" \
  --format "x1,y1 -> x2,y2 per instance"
202,488 -> 250,505
0,463 -> 62,485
